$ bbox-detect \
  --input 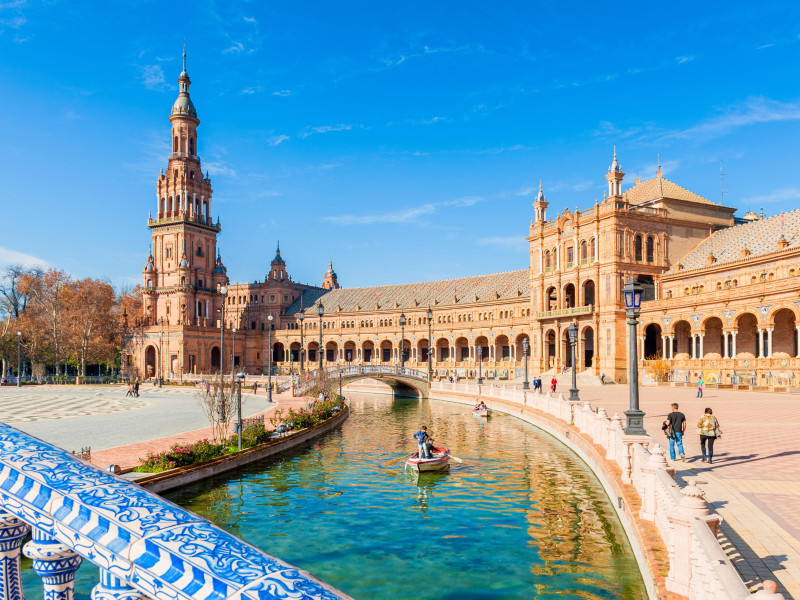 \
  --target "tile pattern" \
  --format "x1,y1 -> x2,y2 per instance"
0,425 -> 349,600
0,392 -> 148,424
284,269 -> 530,315
671,208 -> 800,272
624,173 -> 717,206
